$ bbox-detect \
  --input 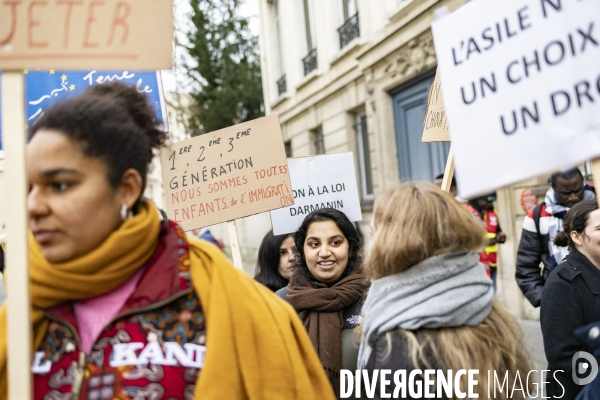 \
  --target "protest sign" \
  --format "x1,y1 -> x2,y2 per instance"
0,69 -> 167,156
25,69 -> 166,128
432,0 -> 600,198
270,153 -> 362,235
159,114 -> 294,231
422,69 -> 450,142
0,0 -> 172,70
